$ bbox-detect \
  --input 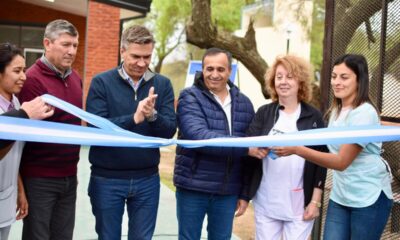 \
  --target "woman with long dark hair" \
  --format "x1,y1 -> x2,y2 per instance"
0,42 -> 53,240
